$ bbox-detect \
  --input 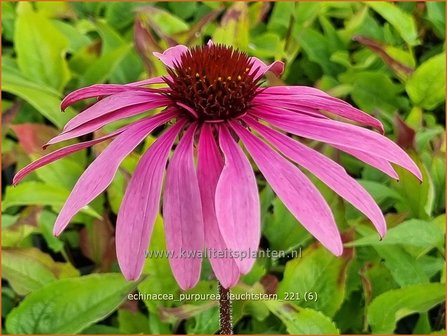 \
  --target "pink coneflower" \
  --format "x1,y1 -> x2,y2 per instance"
14,42 -> 421,290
